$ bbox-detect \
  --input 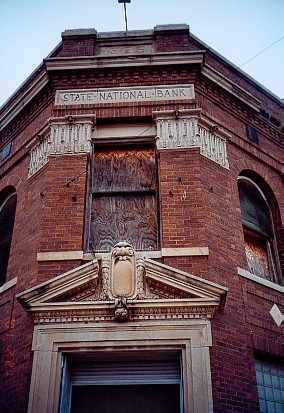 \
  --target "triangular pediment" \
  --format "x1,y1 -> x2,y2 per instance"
17,249 -> 227,324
